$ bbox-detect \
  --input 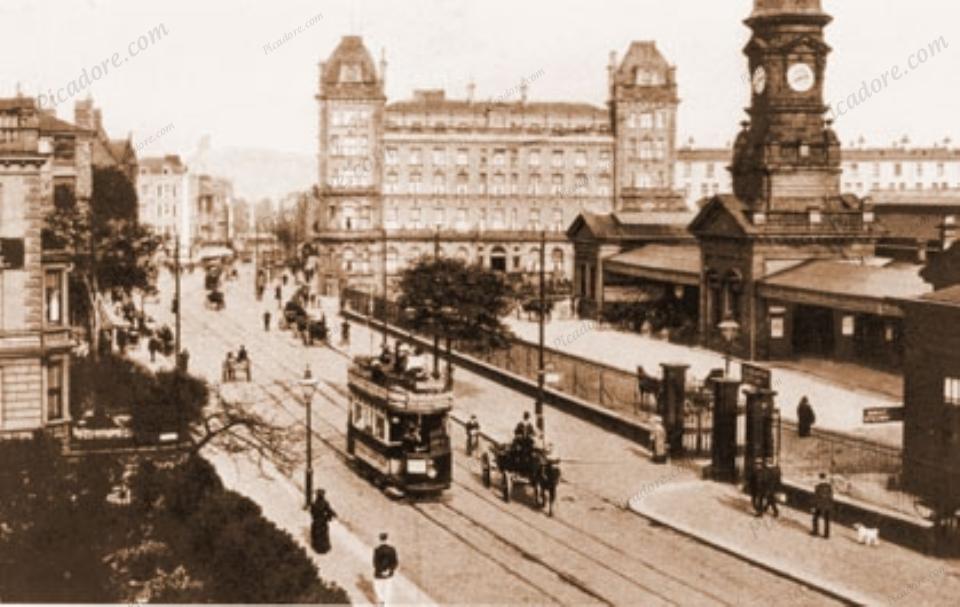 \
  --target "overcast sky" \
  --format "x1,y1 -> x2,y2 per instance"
1,0 -> 956,158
